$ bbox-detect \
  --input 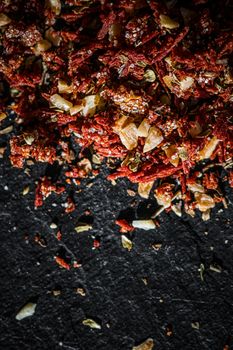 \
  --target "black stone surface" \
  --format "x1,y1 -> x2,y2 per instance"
0,148 -> 233,350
